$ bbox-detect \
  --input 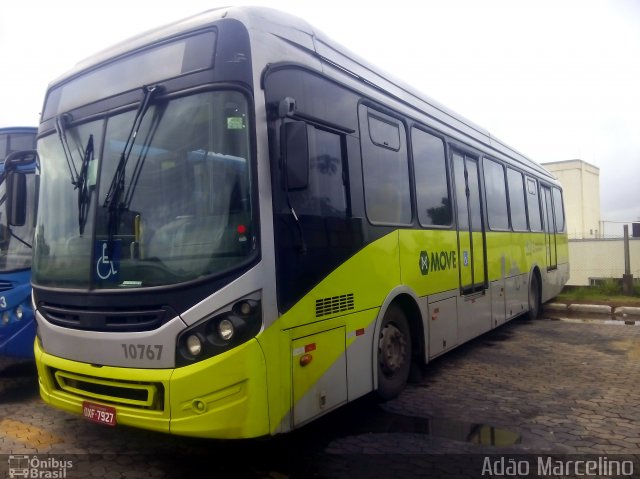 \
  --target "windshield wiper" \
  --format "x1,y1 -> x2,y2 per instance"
123,101 -> 165,210
77,135 -> 94,235
103,85 -> 162,246
55,115 -> 95,235
55,114 -> 81,187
